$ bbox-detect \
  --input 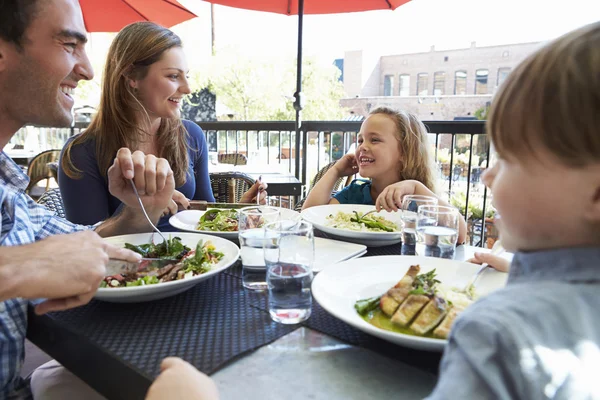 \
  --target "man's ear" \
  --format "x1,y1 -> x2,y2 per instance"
0,40 -> 9,73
